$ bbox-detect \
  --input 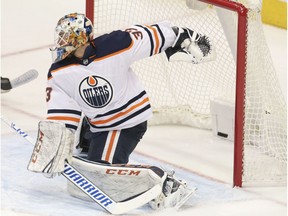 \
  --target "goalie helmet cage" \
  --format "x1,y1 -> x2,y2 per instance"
85,0 -> 287,187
